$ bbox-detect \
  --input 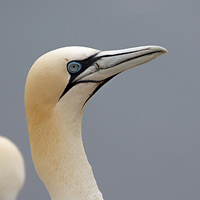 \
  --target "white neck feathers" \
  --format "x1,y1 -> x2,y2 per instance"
26,83 -> 103,200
